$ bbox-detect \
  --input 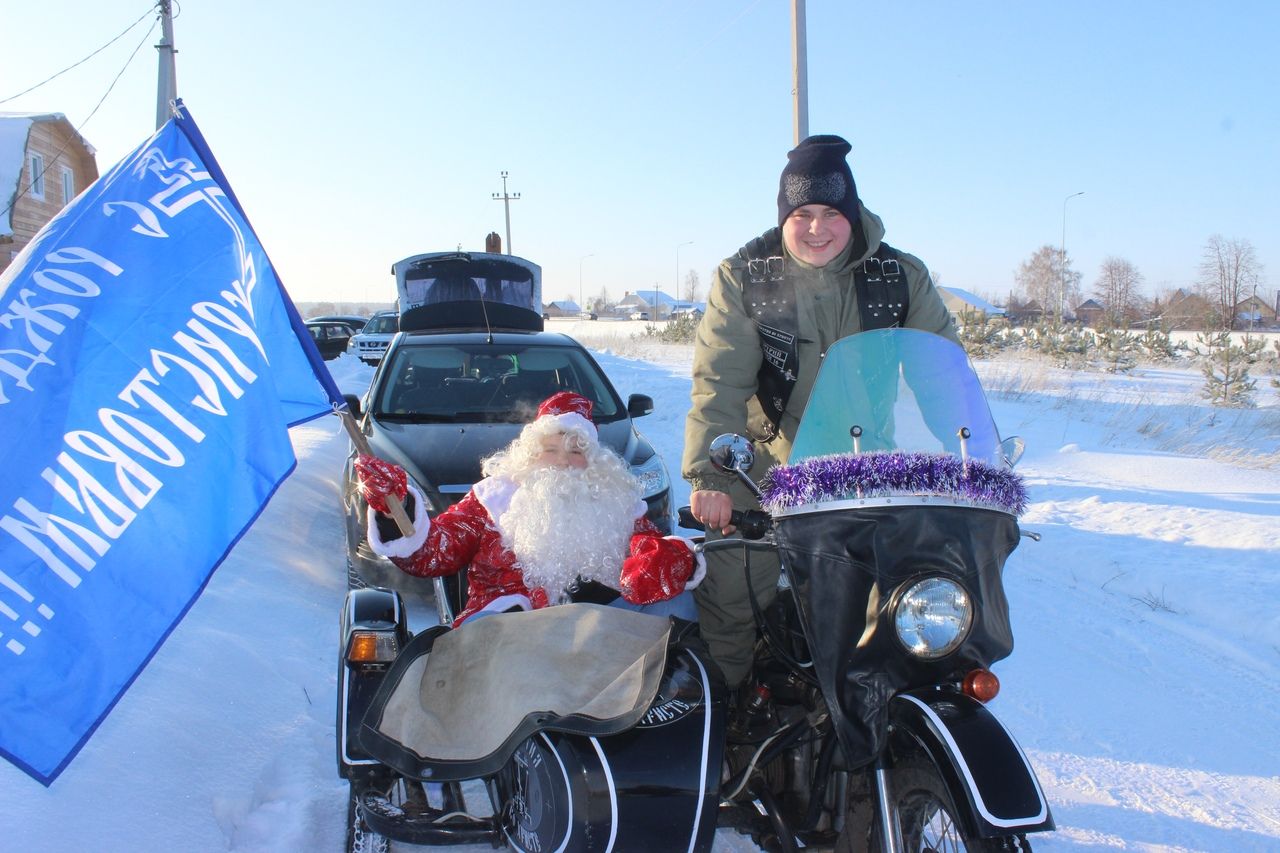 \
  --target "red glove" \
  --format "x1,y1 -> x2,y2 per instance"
354,454 -> 407,515
619,536 -> 695,605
